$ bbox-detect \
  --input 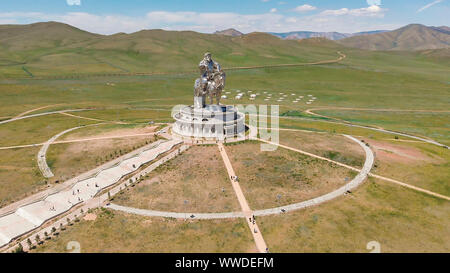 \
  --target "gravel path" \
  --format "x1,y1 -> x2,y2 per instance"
107,135 -> 374,220
0,109 -> 91,125
37,124 -> 104,178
